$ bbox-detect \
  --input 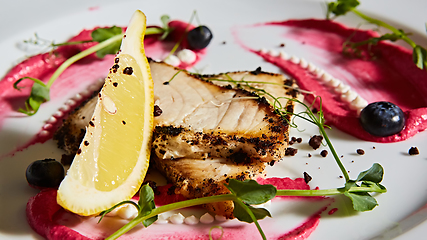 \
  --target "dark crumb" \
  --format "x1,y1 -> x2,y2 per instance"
296,137 -> 302,143
144,180 -> 160,195
303,172 -> 312,184
269,160 -> 276,166
409,147 -> 419,155
154,105 -> 163,117
340,155 -> 344,158
167,185 -> 176,195
356,149 -> 365,155
351,160 -> 355,163
308,153 -> 312,158
339,175 -> 343,179
251,66 -> 262,75
320,150 -> 328,157
309,135 -> 323,150
285,147 -> 298,156
289,136 -> 298,145
306,162 -> 308,165
123,66 -> 133,75
279,43 -> 285,47
221,41 -> 226,45
163,81 -> 170,85
373,146 -> 376,149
